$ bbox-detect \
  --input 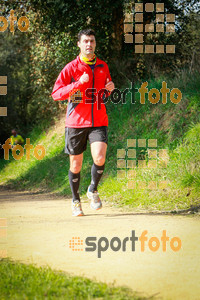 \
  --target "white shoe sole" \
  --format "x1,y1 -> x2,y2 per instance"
72,212 -> 84,217
90,203 -> 102,210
